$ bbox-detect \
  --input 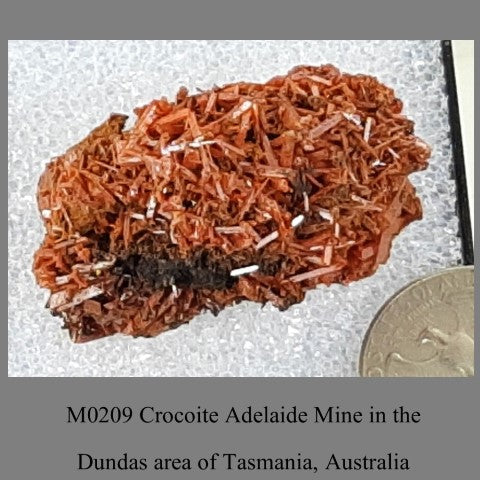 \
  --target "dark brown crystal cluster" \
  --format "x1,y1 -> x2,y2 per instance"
33,65 -> 430,342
